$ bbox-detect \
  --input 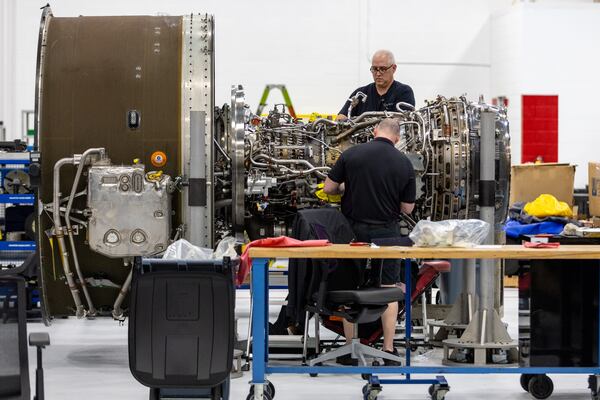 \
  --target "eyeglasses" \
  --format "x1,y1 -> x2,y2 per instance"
370,65 -> 393,73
